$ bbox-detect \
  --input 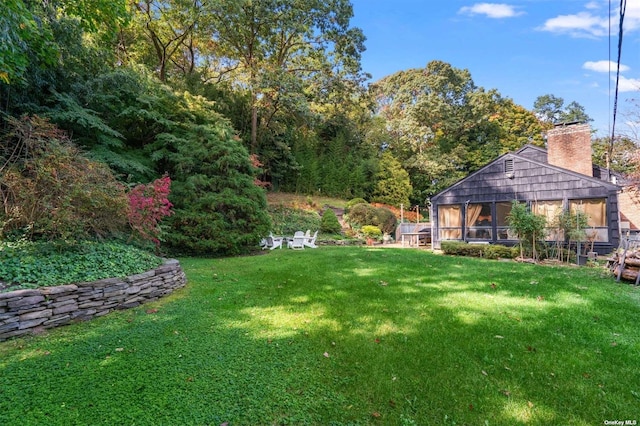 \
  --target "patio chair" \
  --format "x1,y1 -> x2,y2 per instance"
304,230 -> 318,248
288,231 -> 305,250
262,233 -> 284,250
